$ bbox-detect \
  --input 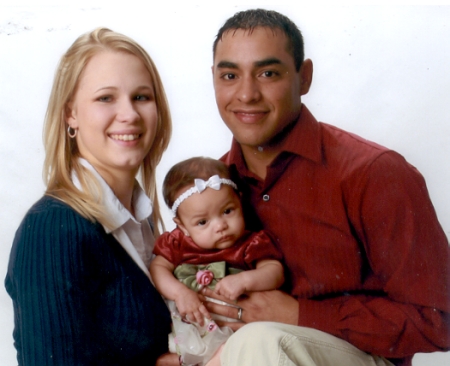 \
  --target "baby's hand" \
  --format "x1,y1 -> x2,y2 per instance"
214,274 -> 246,301
174,288 -> 211,325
